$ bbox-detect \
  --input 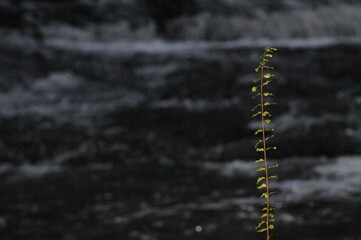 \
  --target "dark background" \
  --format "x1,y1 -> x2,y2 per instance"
1,0 -> 361,239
